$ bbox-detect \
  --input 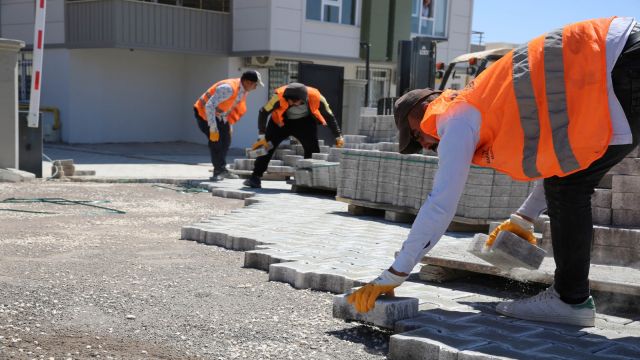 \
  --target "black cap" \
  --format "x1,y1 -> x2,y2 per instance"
241,70 -> 264,86
283,83 -> 308,101
394,88 -> 441,154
